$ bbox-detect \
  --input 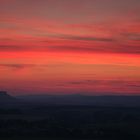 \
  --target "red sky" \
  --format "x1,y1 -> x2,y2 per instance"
0,0 -> 140,95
